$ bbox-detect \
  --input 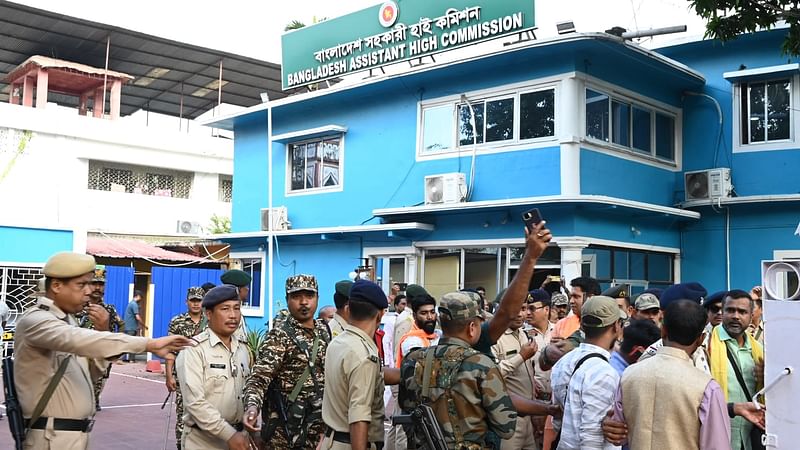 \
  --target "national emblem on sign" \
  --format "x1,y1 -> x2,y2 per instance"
378,1 -> 398,28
